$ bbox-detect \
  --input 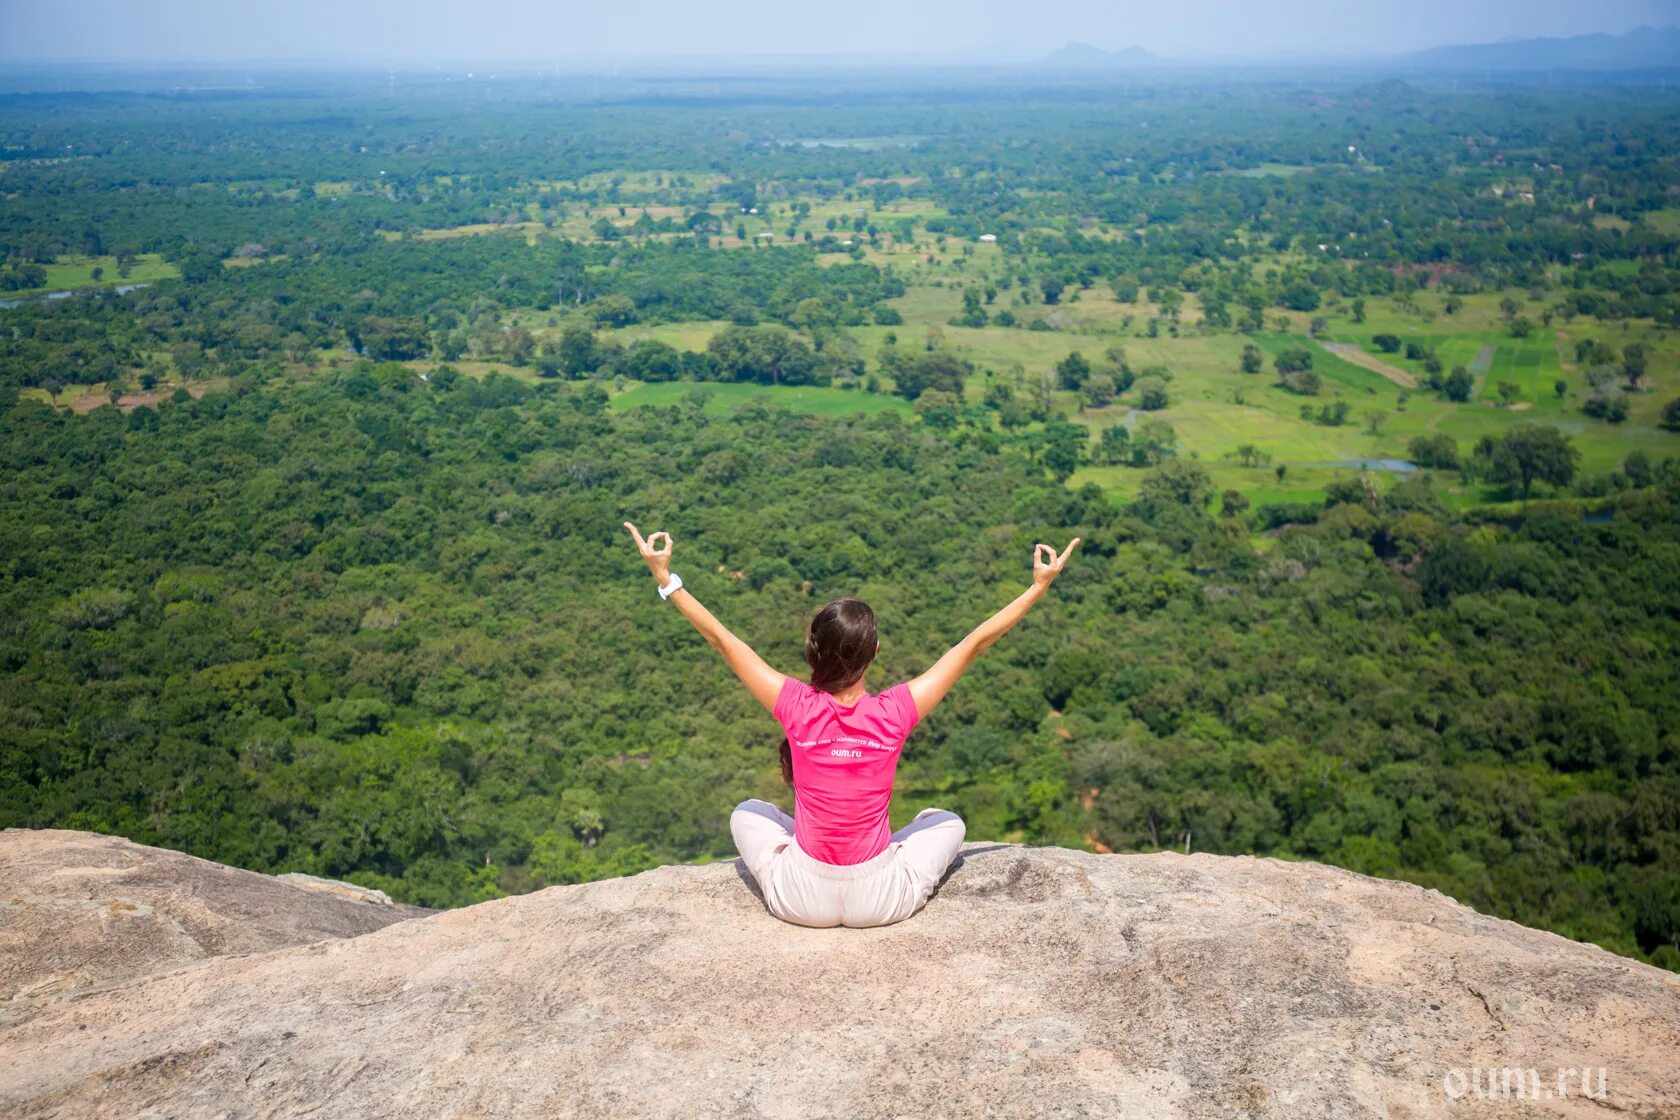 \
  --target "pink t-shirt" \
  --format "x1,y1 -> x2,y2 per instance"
773,676 -> 922,865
